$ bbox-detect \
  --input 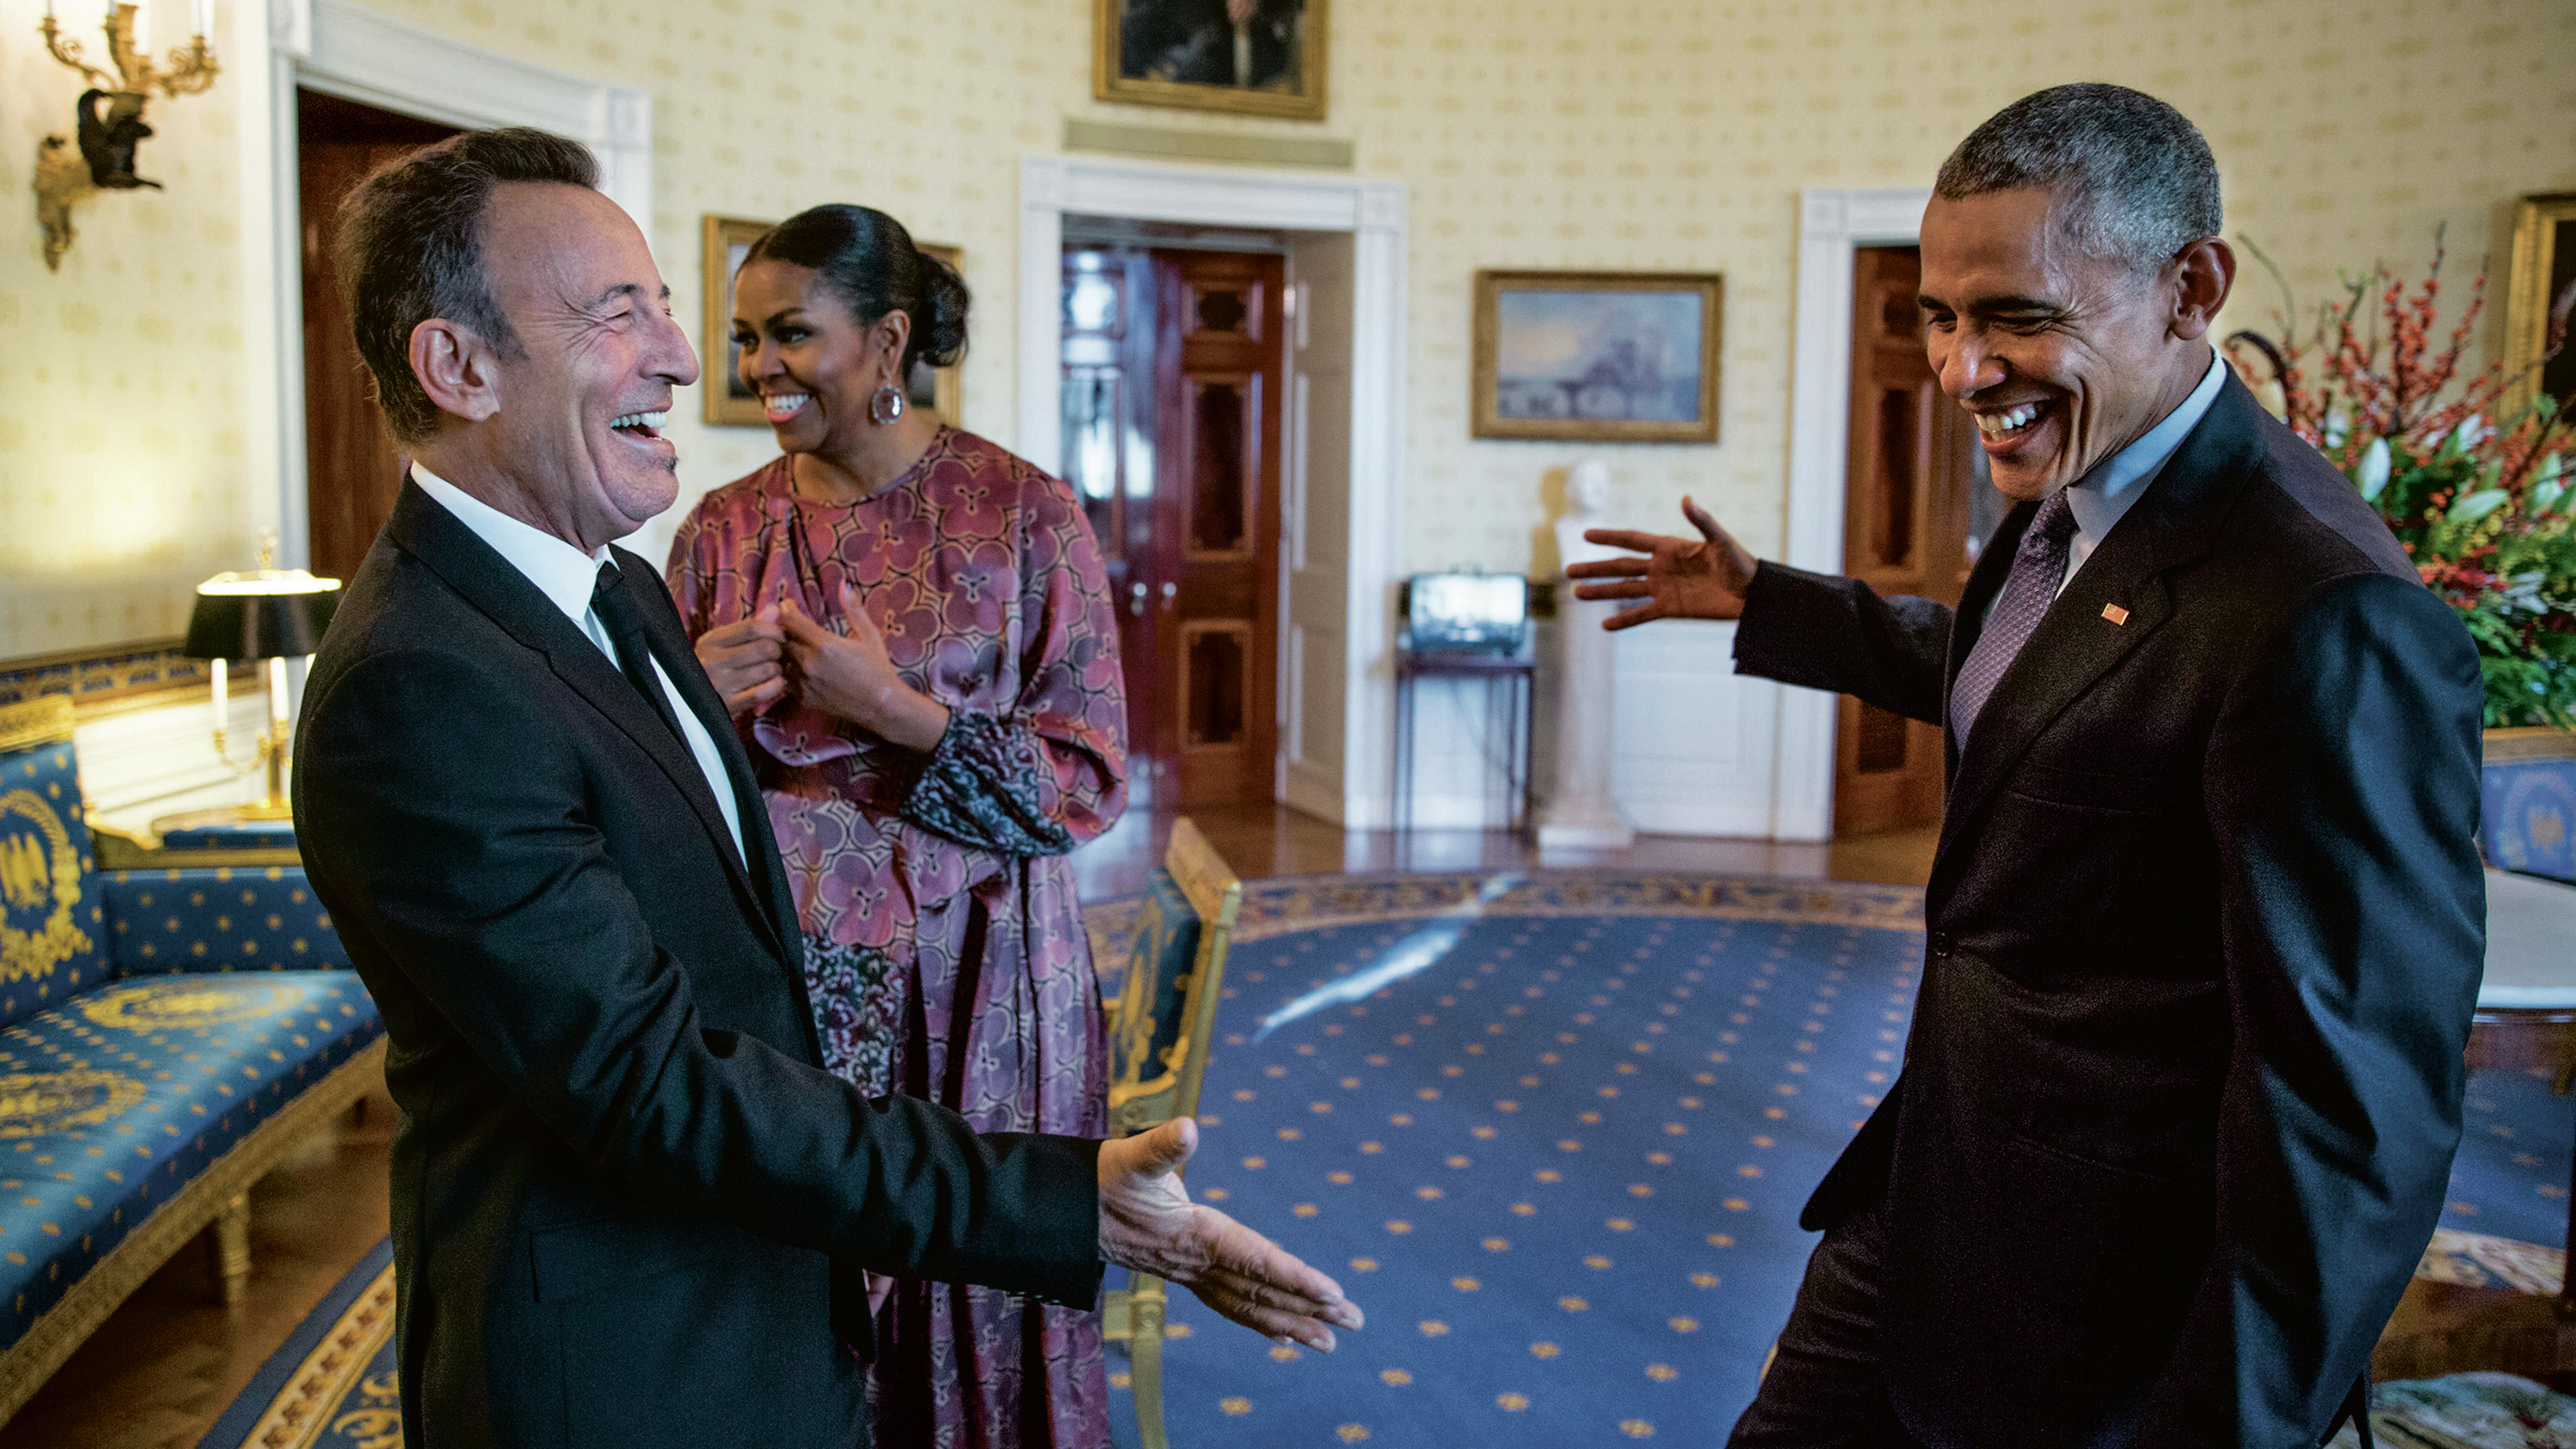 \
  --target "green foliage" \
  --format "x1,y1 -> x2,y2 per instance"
2357,398 -> 2576,728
